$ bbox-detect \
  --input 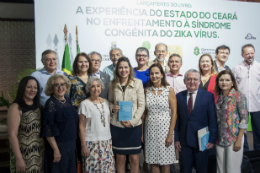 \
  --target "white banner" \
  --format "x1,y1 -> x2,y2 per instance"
35,0 -> 260,73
